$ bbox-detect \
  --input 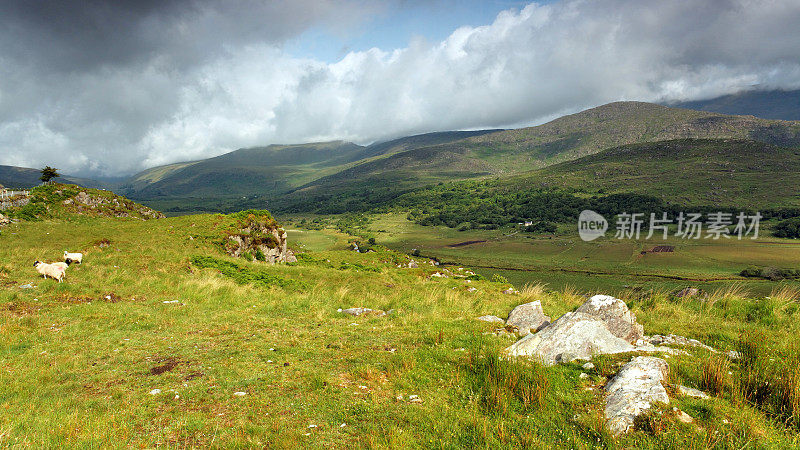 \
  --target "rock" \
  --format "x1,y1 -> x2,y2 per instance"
579,372 -> 590,379
233,391 -> 247,396
476,315 -> 505,324
604,356 -> 670,434
643,334 -> 716,352
467,287 -> 477,292
575,295 -> 643,343
675,409 -> 694,423
430,272 -> 448,278
506,301 -> 551,336
582,362 -> 595,370
677,385 -> 709,399
502,288 -> 519,295
0,213 -> 10,226
408,260 -> 418,268
338,307 -> 386,317
149,389 -> 161,395
224,212 -> 294,263
505,312 -> 634,364
676,287 -> 700,298
727,350 -> 741,360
